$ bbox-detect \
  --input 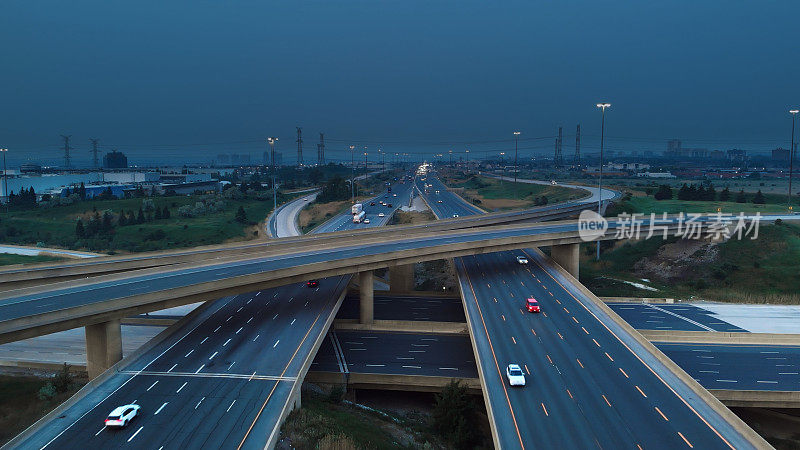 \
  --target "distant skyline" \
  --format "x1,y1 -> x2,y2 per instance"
2,1 -> 799,167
